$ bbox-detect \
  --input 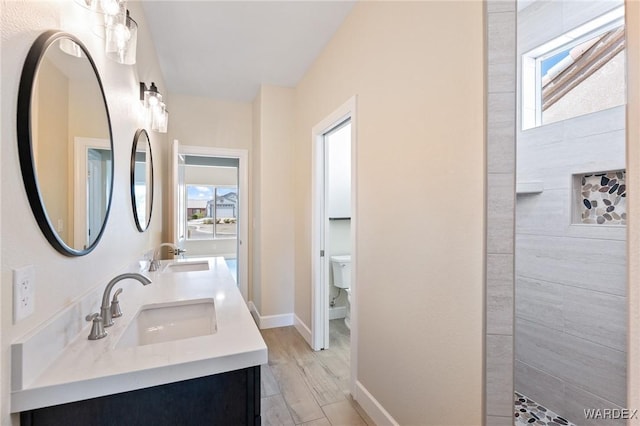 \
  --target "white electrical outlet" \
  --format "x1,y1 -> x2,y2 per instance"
13,265 -> 35,323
